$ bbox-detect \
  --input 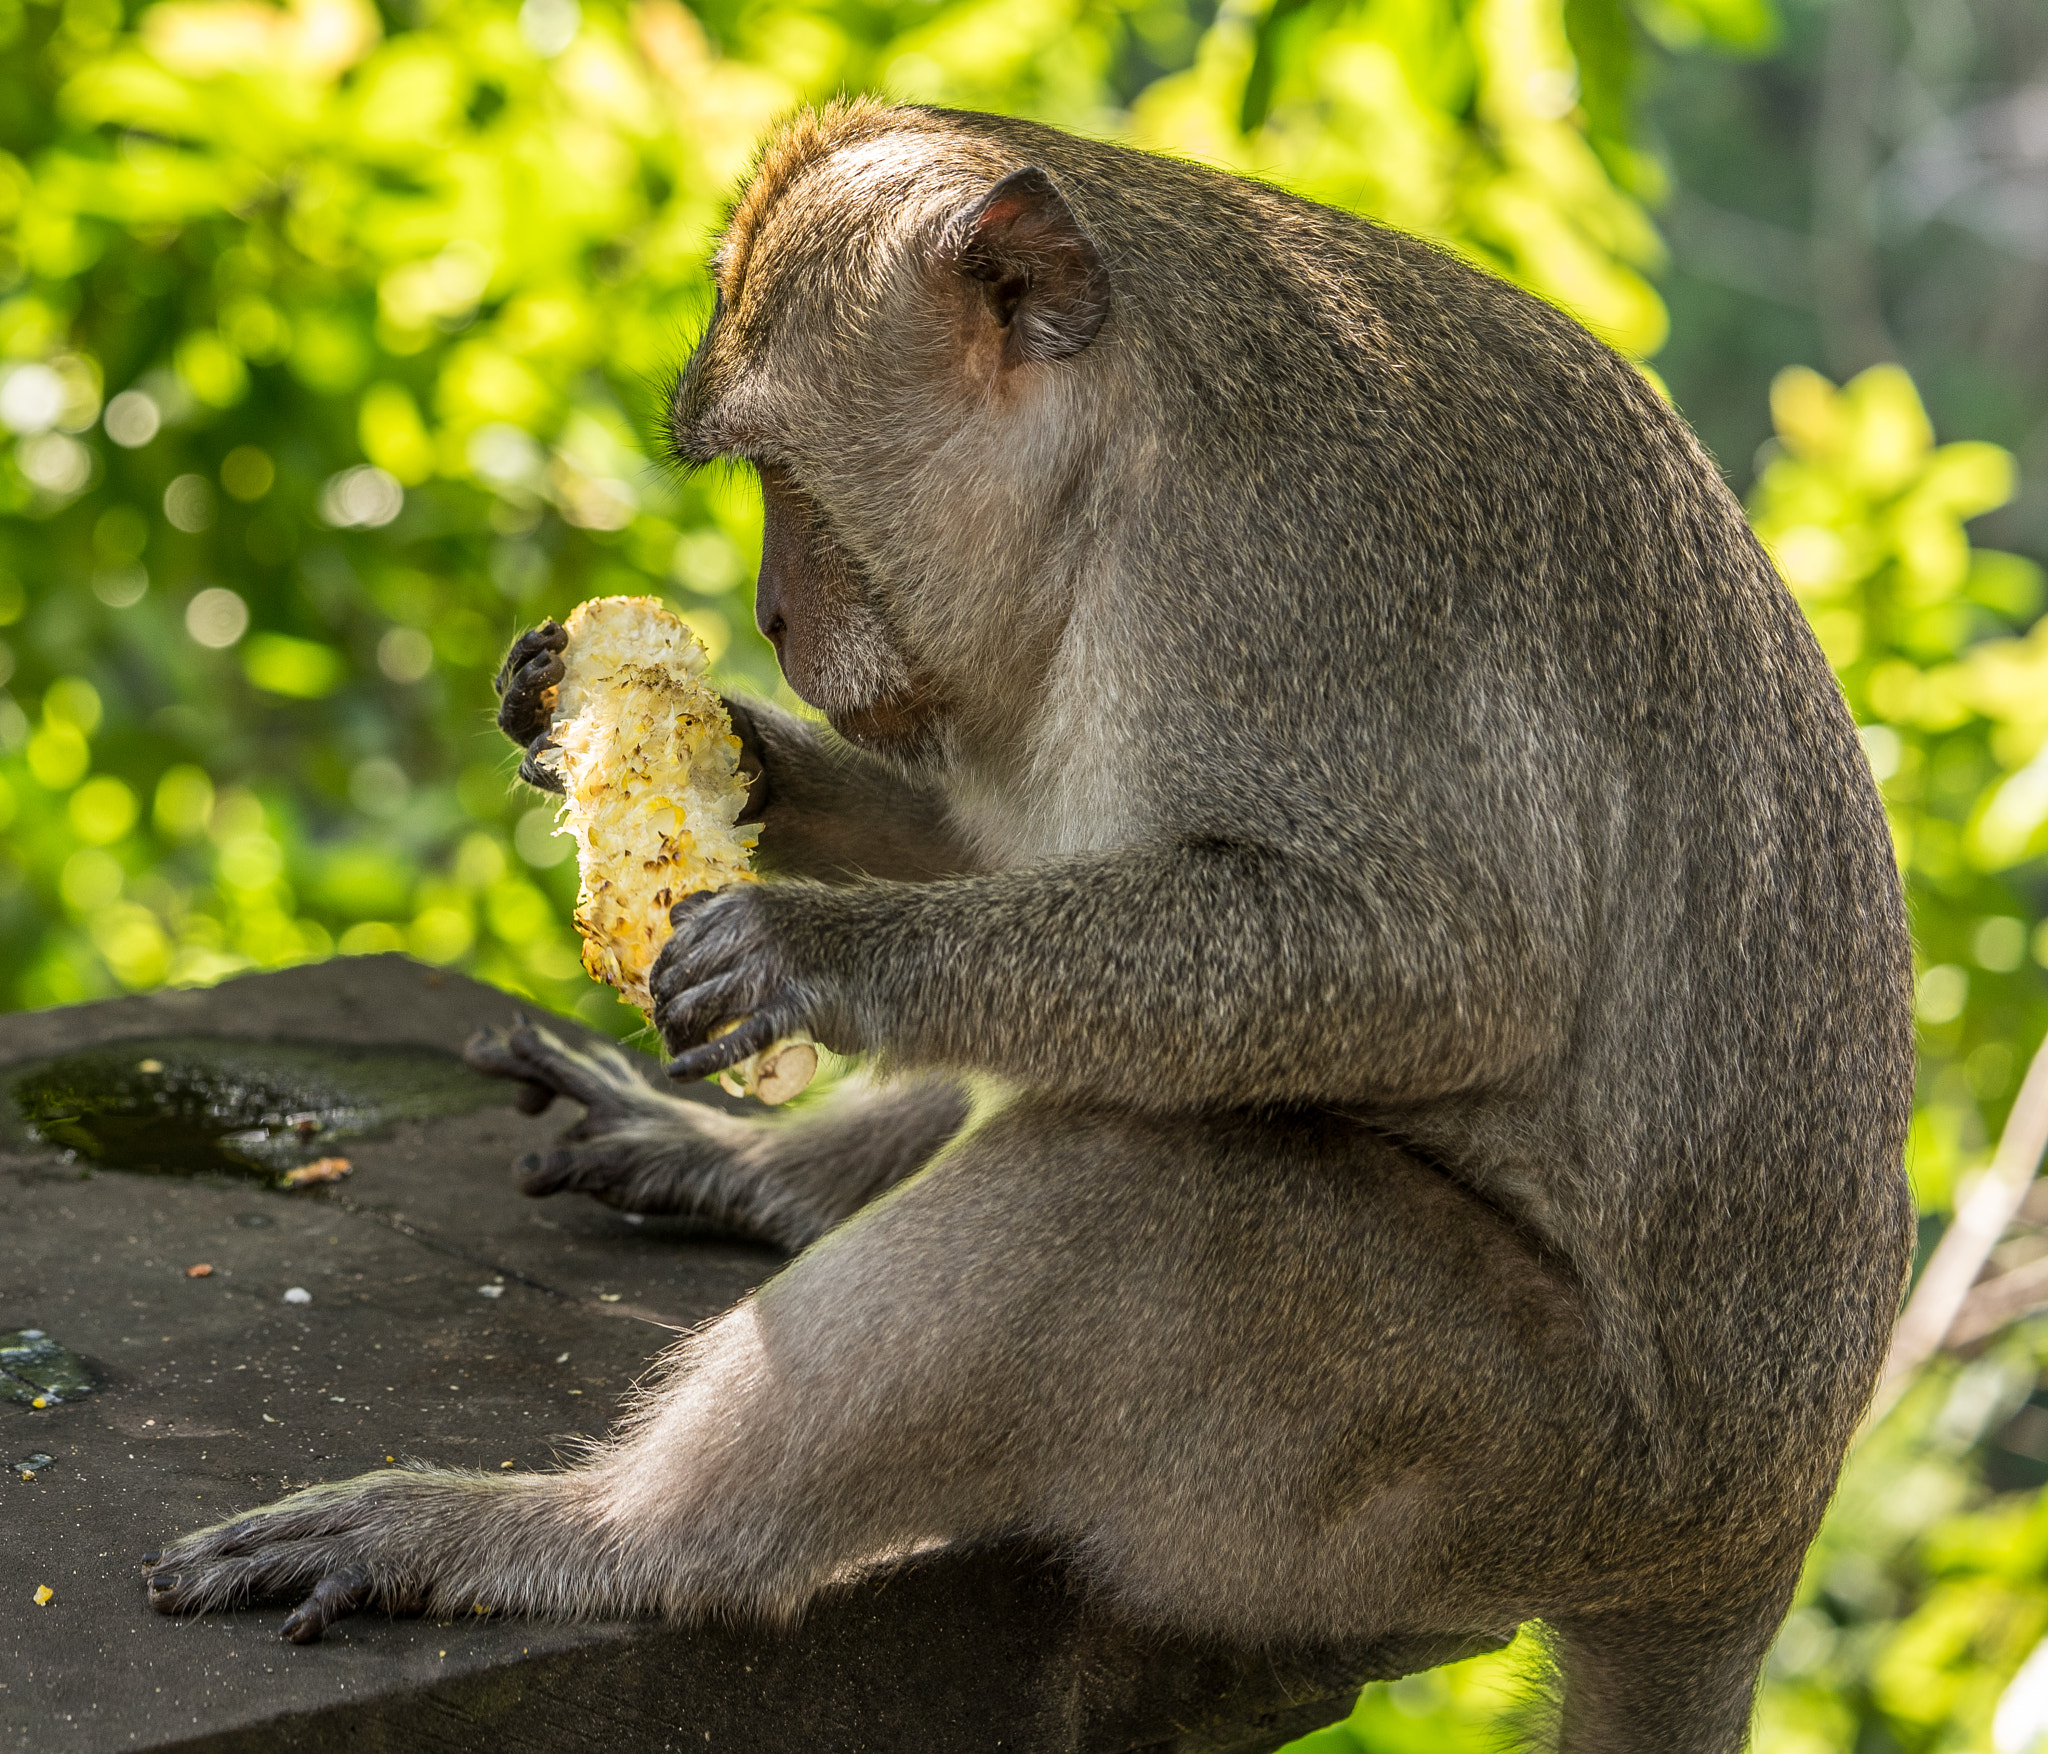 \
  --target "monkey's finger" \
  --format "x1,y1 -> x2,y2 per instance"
665,888 -> 726,929
492,620 -> 566,697
496,684 -> 559,743
667,1012 -> 781,1082
654,975 -> 754,1056
648,894 -> 743,1008
501,617 -> 567,667
499,697 -> 552,746
281,1567 -> 374,1644
497,652 -> 567,746
516,739 -> 566,794
509,648 -> 566,700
